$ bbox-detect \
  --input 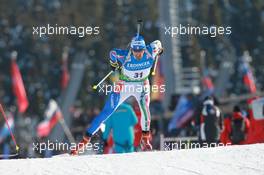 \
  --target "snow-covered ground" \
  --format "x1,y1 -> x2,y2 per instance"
0,144 -> 264,175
